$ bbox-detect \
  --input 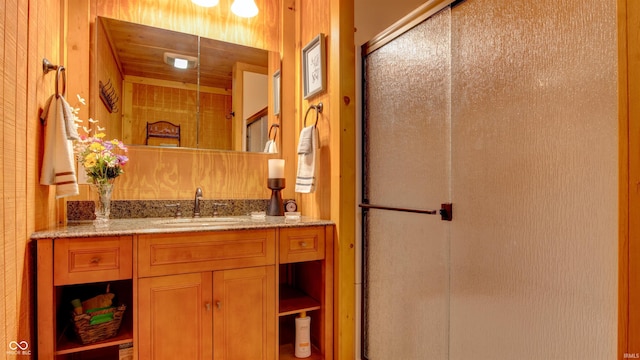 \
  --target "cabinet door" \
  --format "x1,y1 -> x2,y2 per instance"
139,272 -> 213,360
213,266 -> 275,360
